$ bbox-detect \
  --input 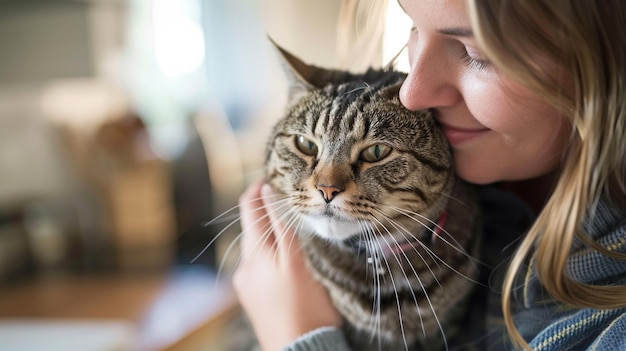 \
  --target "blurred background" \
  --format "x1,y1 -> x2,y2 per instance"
0,0 -> 409,350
